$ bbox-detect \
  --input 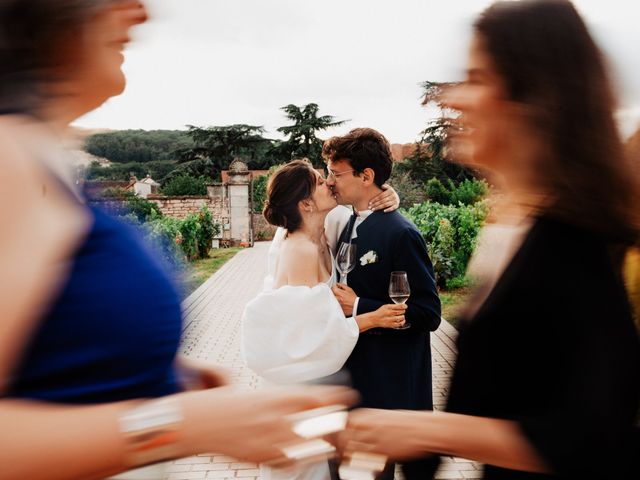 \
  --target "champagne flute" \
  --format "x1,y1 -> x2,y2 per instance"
388,271 -> 411,329
336,242 -> 357,284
